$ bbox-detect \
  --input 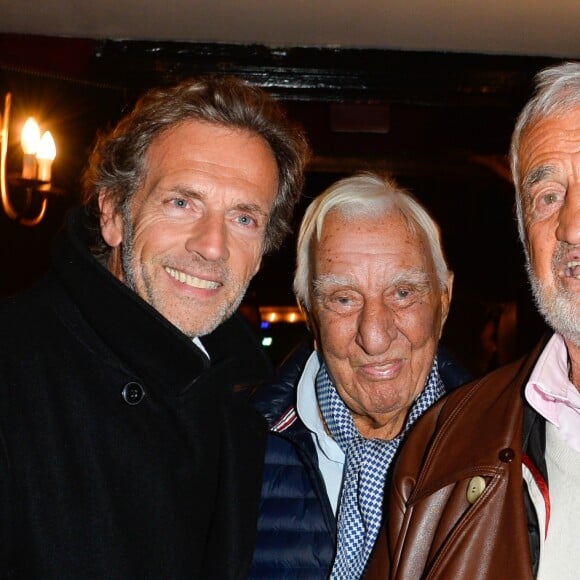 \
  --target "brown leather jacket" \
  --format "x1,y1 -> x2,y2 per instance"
371,339 -> 549,580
